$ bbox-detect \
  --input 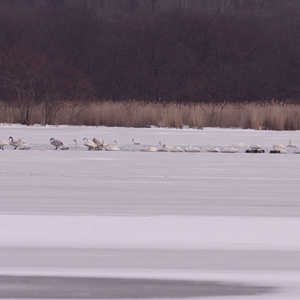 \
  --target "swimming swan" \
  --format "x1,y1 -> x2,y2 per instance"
50,138 -> 64,150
